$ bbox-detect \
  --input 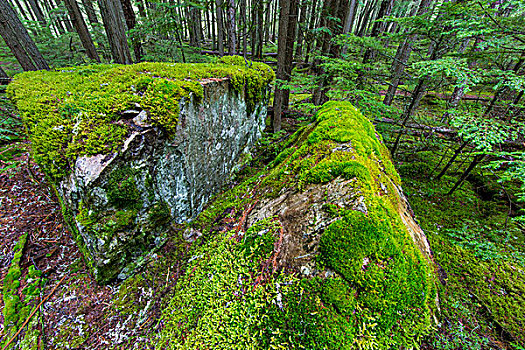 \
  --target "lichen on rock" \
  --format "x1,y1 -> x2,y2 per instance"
8,57 -> 274,284
156,101 -> 437,349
